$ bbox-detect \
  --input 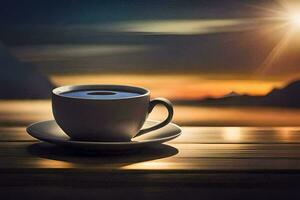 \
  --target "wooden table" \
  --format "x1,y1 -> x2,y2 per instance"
1,101 -> 300,199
